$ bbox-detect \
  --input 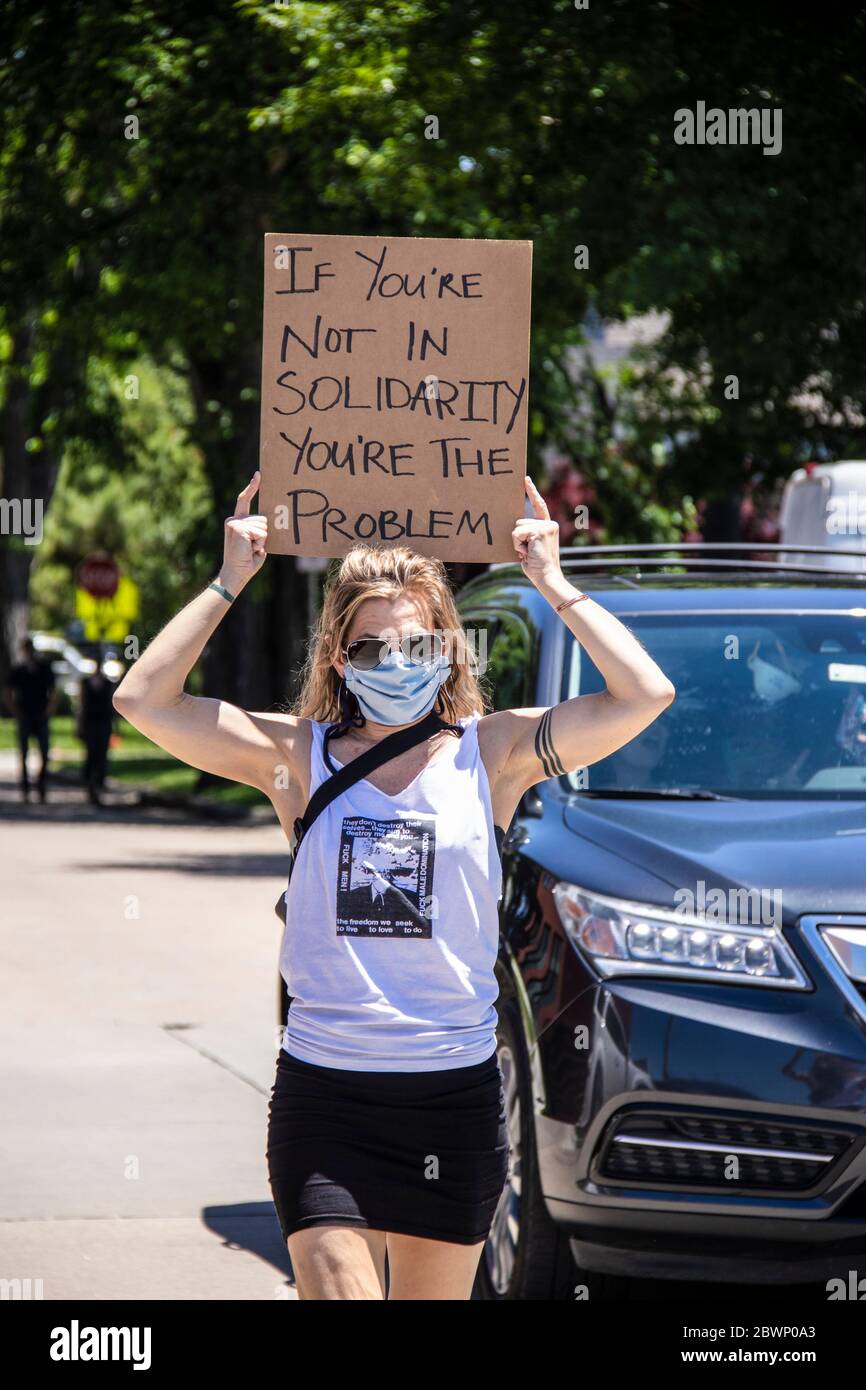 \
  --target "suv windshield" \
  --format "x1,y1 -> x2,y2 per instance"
565,609 -> 866,798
